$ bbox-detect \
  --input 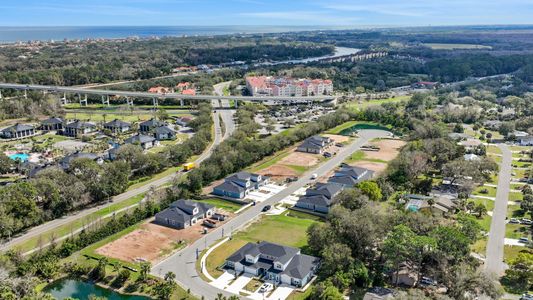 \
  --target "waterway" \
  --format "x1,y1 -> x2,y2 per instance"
43,278 -> 151,300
